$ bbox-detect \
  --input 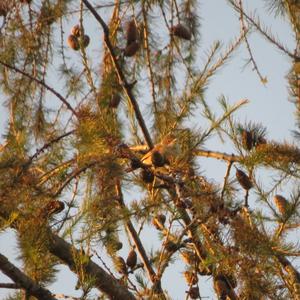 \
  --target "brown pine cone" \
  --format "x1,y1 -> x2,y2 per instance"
187,286 -> 200,299
126,19 -> 138,45
242,130 -> 254,151
126,249 -> 137,269
124,41 -> 140,57
67,35 -> 80,51
41,200 -> 65,217
235,168 -> 253,190
170,24 -> 192,40
152,214 -> 166,230
274,194 -> 289,215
